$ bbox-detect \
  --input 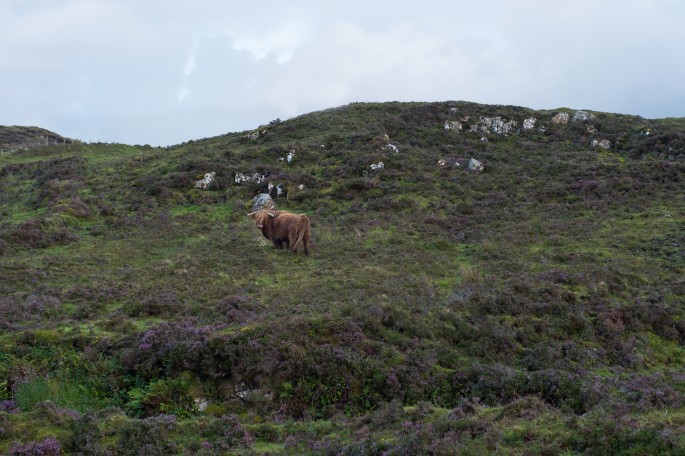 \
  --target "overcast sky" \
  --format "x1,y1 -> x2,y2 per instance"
1,0 -> 684,146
